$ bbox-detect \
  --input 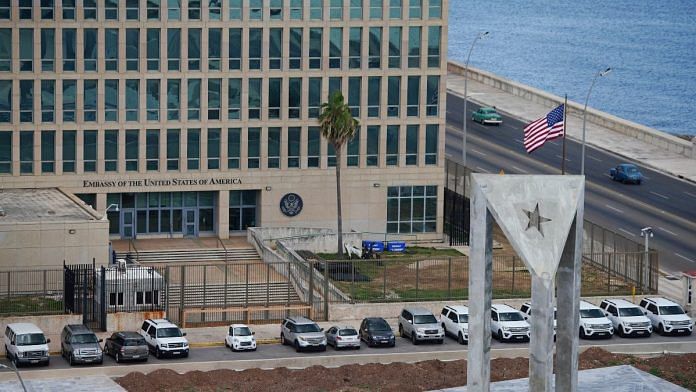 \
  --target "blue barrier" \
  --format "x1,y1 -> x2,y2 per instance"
386,241 -> 406,252
362,240 -> 385,252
